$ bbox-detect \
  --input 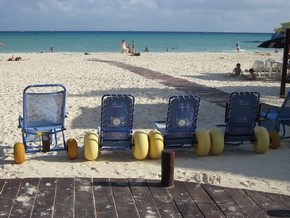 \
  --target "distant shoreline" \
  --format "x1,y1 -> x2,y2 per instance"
0,30 -> 272,34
